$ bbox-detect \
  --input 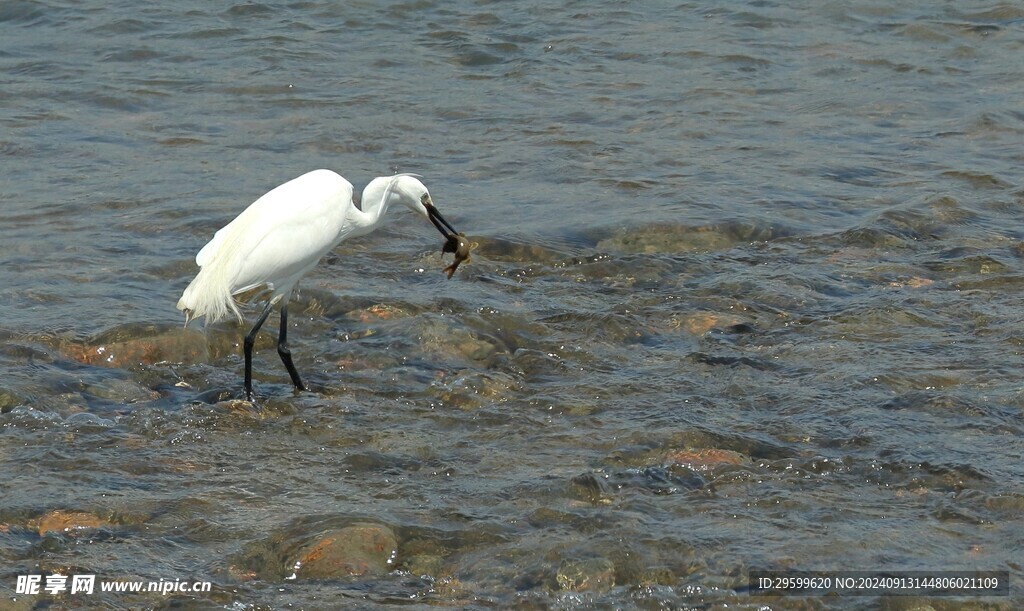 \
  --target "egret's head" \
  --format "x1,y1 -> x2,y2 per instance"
390,174 -> 459,240
392,175 -> 432,218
